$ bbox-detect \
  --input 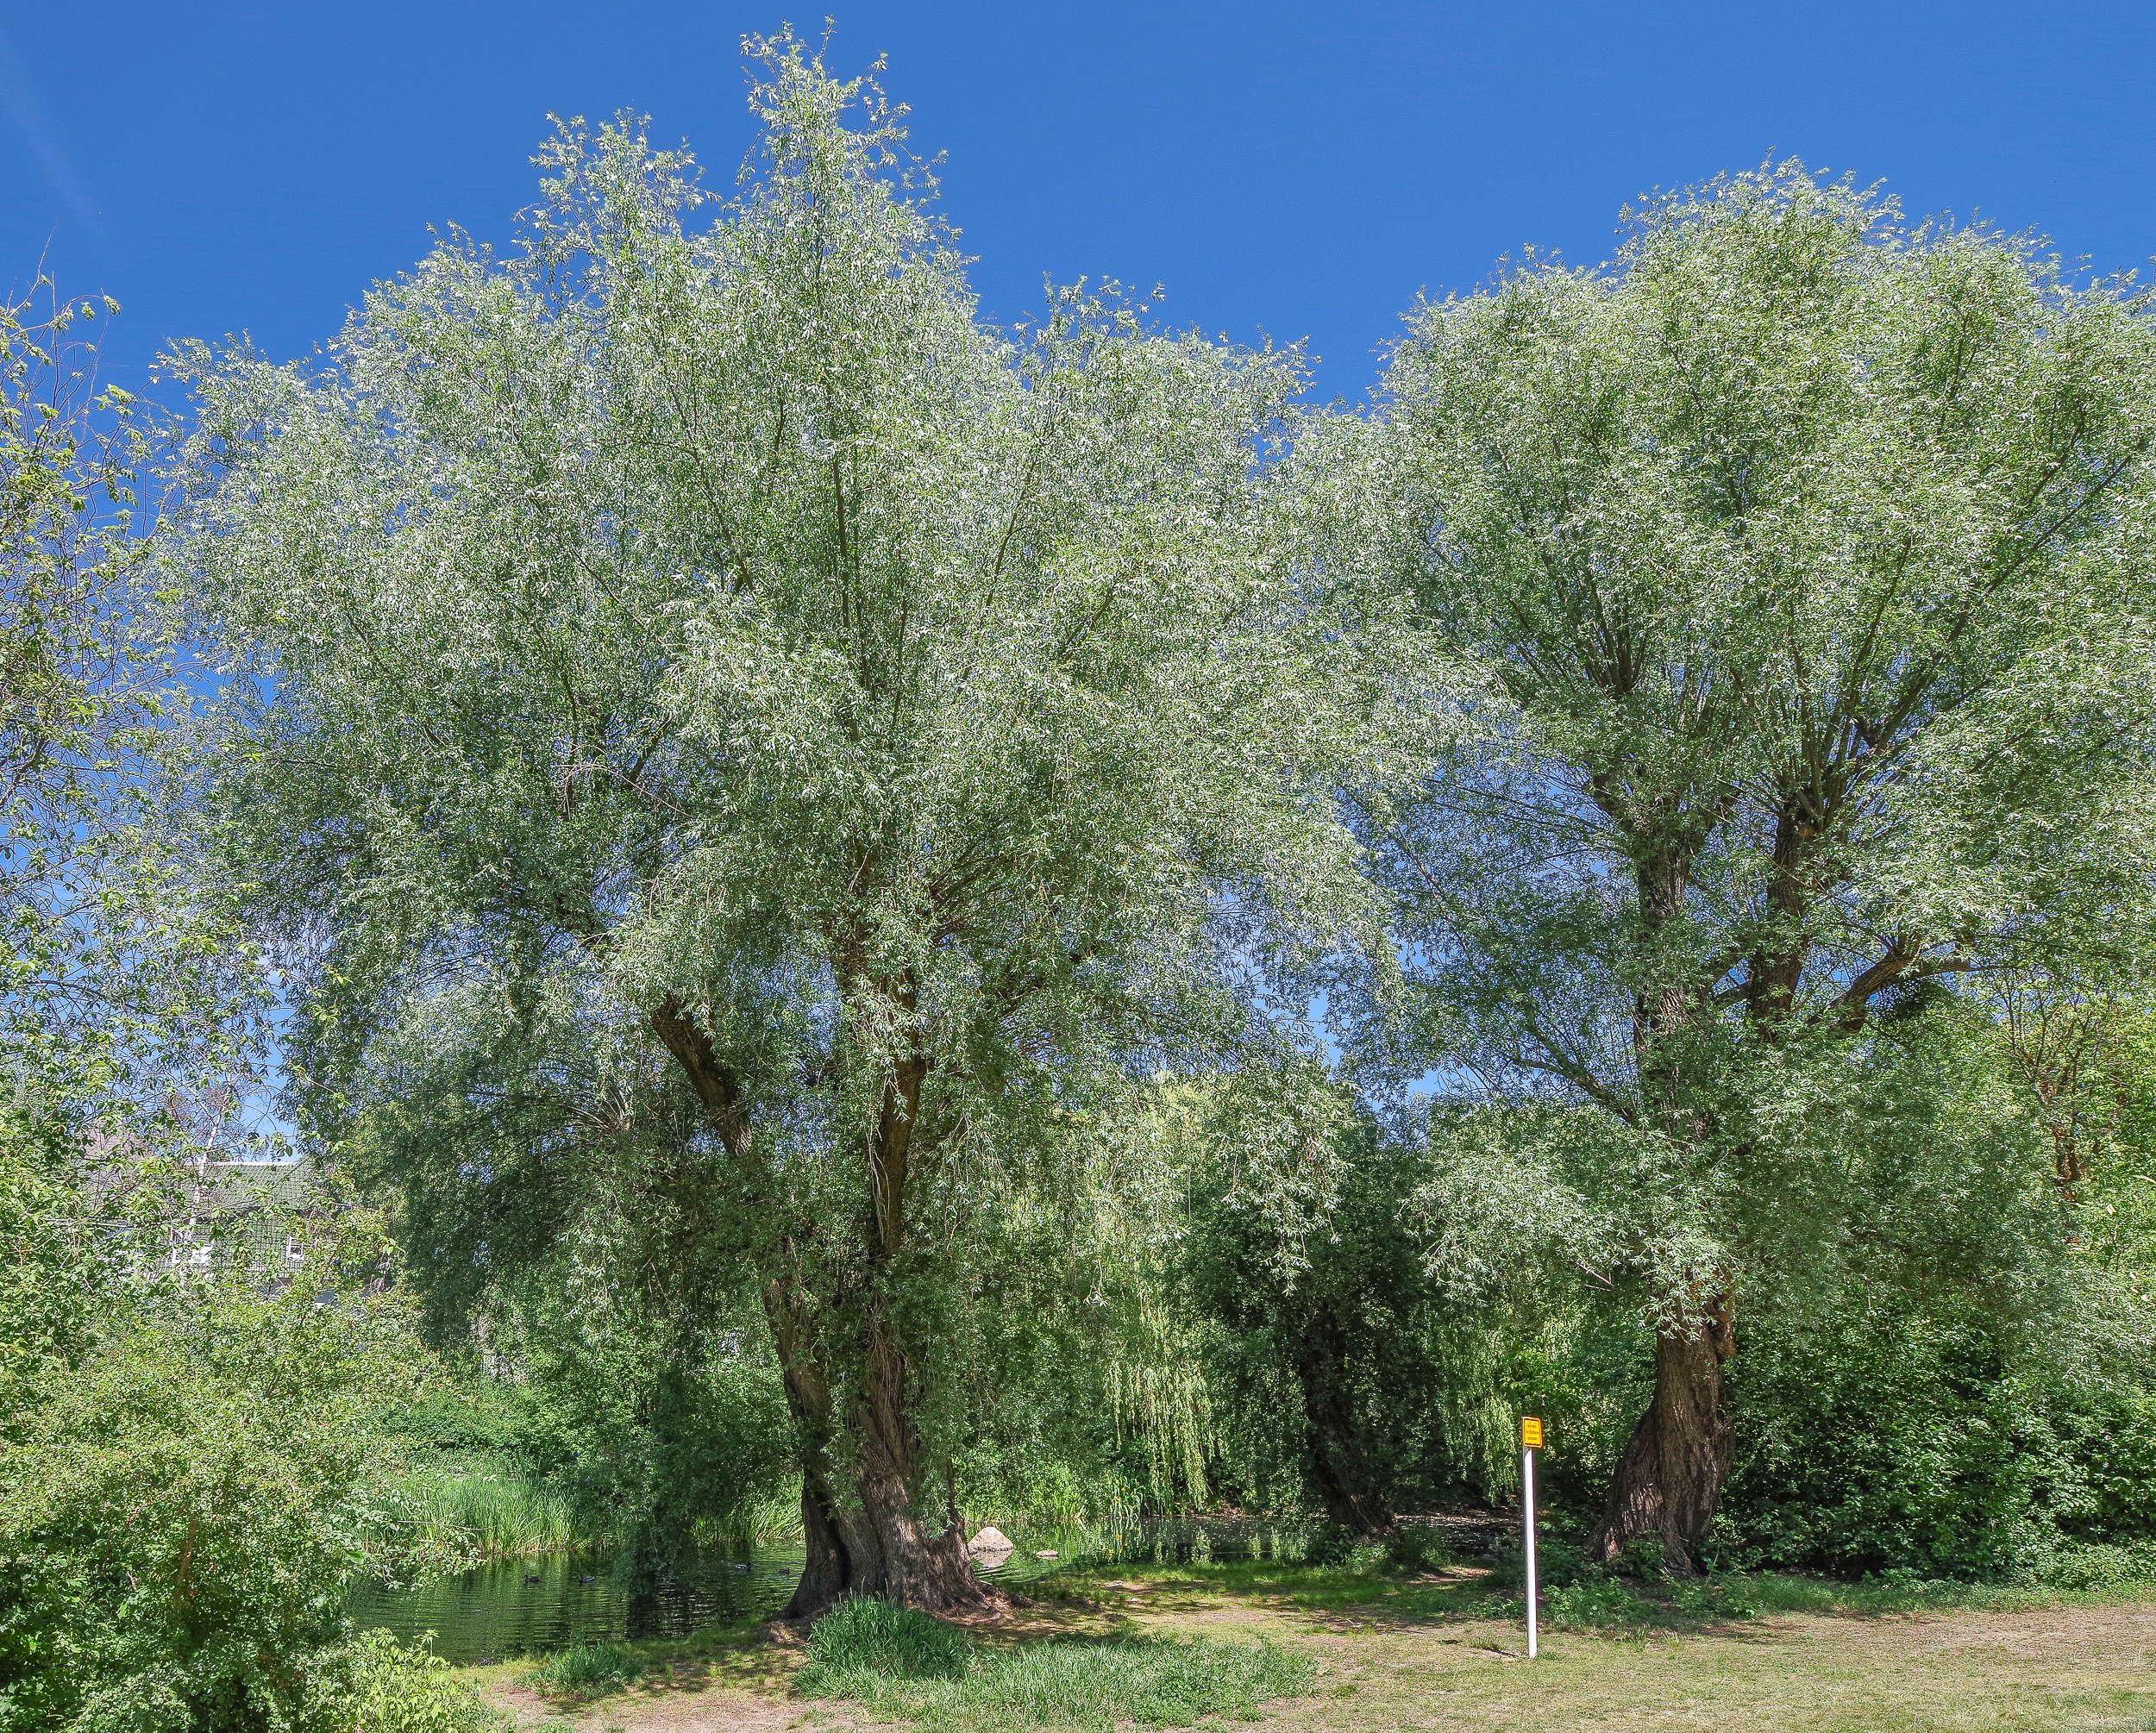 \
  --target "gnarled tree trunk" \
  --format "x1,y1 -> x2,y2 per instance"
1293,1299 -> 1394,1535
767,1279 -> 995,1618
1589,1294 -> 1734,1576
